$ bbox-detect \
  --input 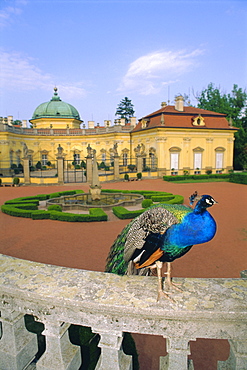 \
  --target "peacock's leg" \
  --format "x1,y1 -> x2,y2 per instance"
164,262 -> 182,292
155,261 -> 174,302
